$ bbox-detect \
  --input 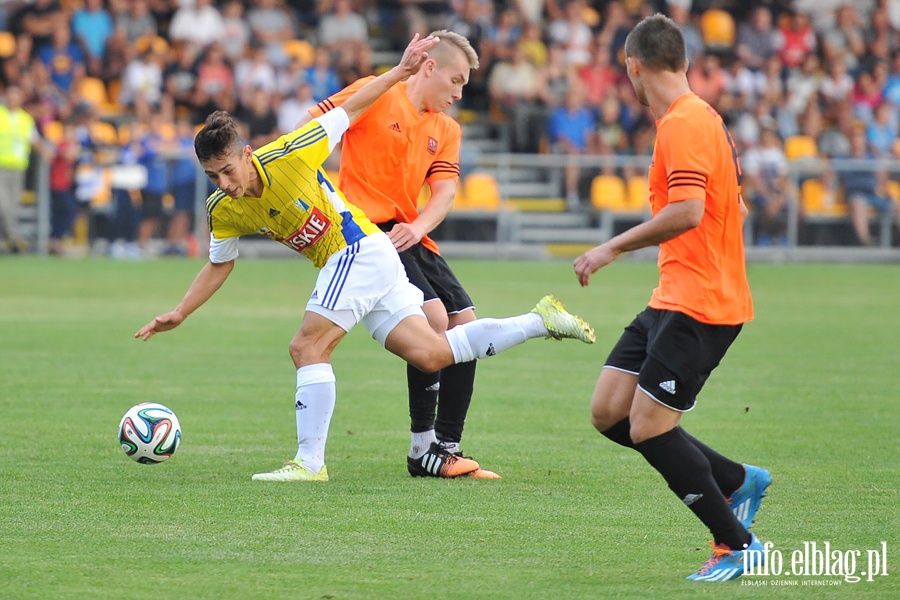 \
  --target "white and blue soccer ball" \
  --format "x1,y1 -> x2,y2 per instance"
118,402 -> 182,464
